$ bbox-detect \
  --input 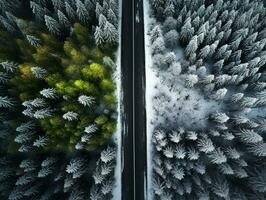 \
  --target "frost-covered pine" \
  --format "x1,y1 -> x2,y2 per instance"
180,18 -> 194,43
1,61 -> 17,73
19,159 -> 37,172
185,36 -> 198,56
0,96 -> 13,108
33,136 -> 48,148
30,98 -> 46,108
210,112 -> 229,124
237,129 -> 263,144
78,95 -> 95,107
76,0 -> 90,24
69,188 -> 85,200
66,158 -> 85,174
153,178 -> 165,195
38,166 -> 53,178
101,180 -> 114,195
90,186 -> 103,200
44,15 -> 61,35
107,8 -> 117,26
65,1 -> 76,21
81,133 -> 92,143
63,111 -> 78,121
31,67 -> 47,79
57,10 -> 70,27
0,72 -> 8,83
15,172 -> 35,185
33,108 -> 53,119
104,21 -> 118,43
94,26 -> 105,46
164,30 -> 179,49
84,124 -> 98,134
100,146 -> 116,163
14,131 -> 34,144
41,157 -> 57,167
93,169 -> 104,184
148,0 -> 266,198
30,1 -> 43,19
26,35 -> 41,46
40,88 -> 57,99
101,163 -> 113,175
